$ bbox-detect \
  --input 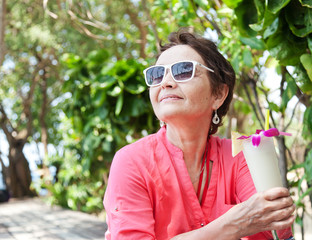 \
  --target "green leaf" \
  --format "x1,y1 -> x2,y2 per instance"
234,1 -> 258,37
234,100 -> 251,114
120,96 -> 147,117
281,78 -> 297,111
264,55 -> 279,68
294,64 -> 312,94
303,106 -> 312,137
102,140 -> 112,152
267,0 -> 291,14
180,0 -> 189,9
250,1 -> 277,32
93,90 -> 106,107
299,0 -> 312,8
285,1 -> 312,37
73,116 -> 83,132
308,35 -> 312,52
266,18 -> 306,65
223,0 -> 243,8
295,215 -> 303,226
304,149 -> 312,183
254,0 -> 265,21
107,86 -> 122,96
263,18 -> 279,39
268,102 -> 279,112
87,49 -> 110,63
231,54 -> 240,73
300,54 -> 312,81
194,0 -> 209,10
96,75 -> 117,90
115,93 -> 124,116
239,36 -> 266,50
242,48 -> 253,67
61,53 -> 82,69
